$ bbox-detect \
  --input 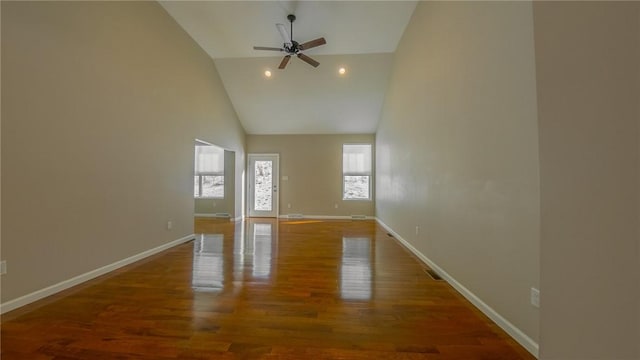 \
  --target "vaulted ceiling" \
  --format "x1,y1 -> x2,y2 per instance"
159,1 -> 417,134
